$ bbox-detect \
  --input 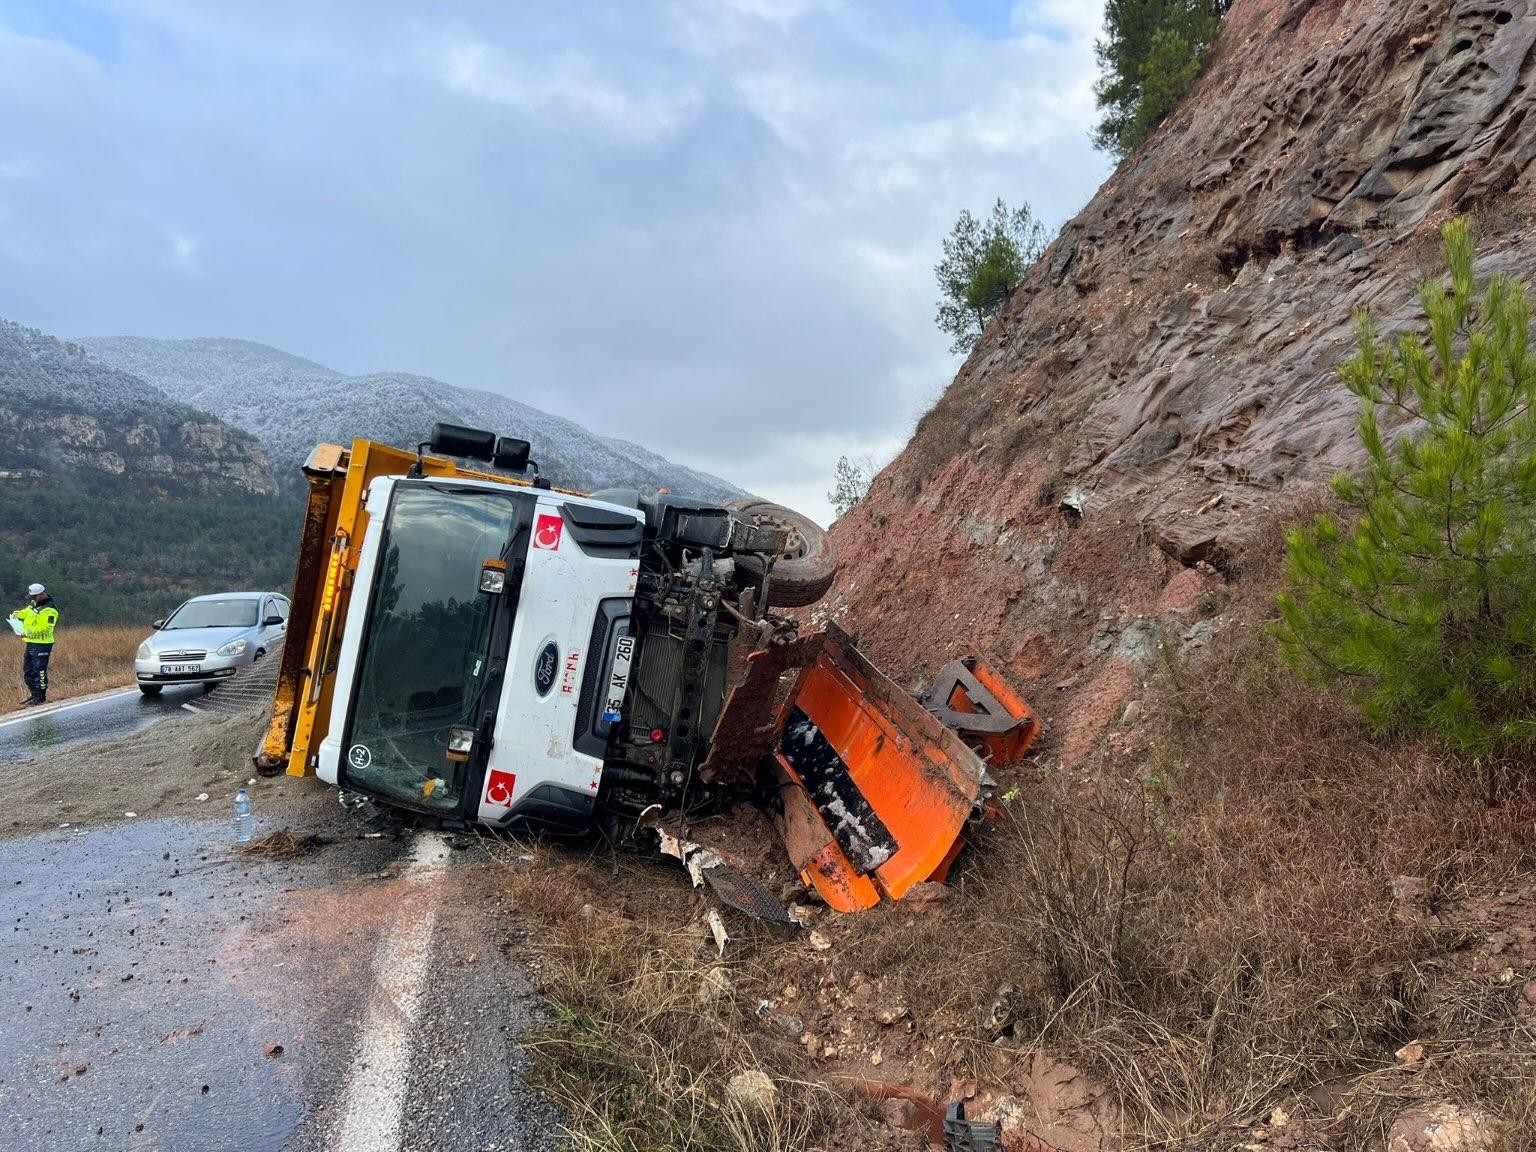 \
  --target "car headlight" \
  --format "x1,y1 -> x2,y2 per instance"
217,638 -> 249,657
137,642 -> 151,661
